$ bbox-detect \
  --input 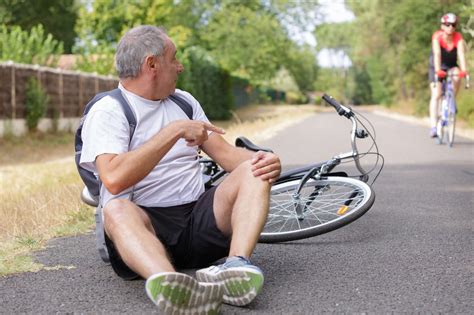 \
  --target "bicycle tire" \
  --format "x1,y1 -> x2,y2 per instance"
447,109 -> 456,147
259,176 -> 375,243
